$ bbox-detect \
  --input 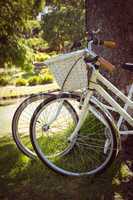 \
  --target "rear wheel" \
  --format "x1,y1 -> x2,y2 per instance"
12,93 -> 56,159
30,93 -> 118,177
